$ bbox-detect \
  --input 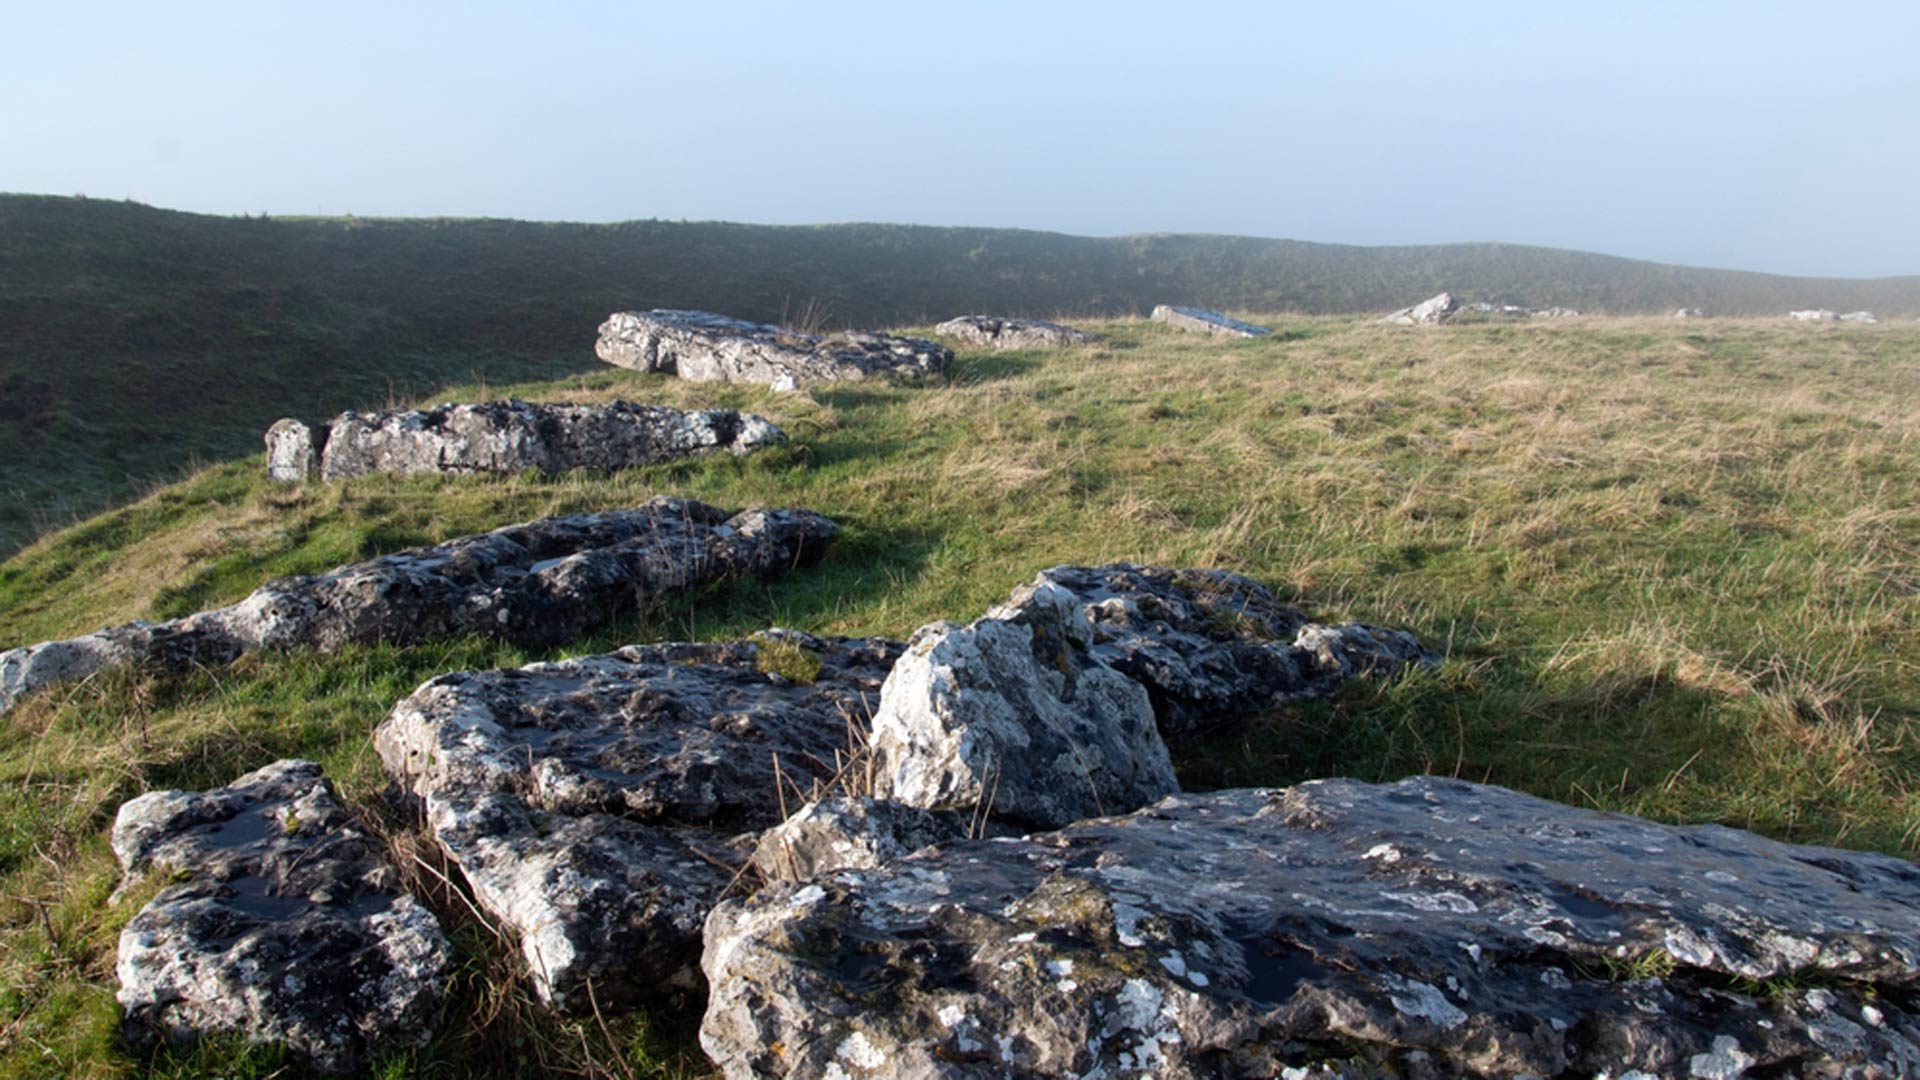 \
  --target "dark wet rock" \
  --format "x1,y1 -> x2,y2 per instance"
934,315 -> 1099,350
113,760 -> 450,1072
701,776 -> 1920,1079
0,498 -> 837,716
1383,292 -> 1459,325
751,796 -> 977,883
263,400 -> 785,483
1149,305 -> 1271,338
1031,564 -> 1437,737
869,577 -> 1178,831
264,417 -> 324,483
595,309 -> 951,391
375,632 -> 902,1008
